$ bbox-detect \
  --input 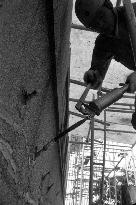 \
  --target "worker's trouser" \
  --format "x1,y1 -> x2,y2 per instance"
131,95 -> 136,130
